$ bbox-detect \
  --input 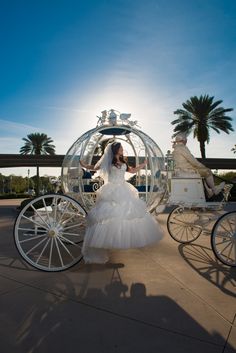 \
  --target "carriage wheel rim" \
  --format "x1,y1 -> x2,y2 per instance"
211,211 -> 236,267
167,206 -> 203,243
14,194 -> 87,272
